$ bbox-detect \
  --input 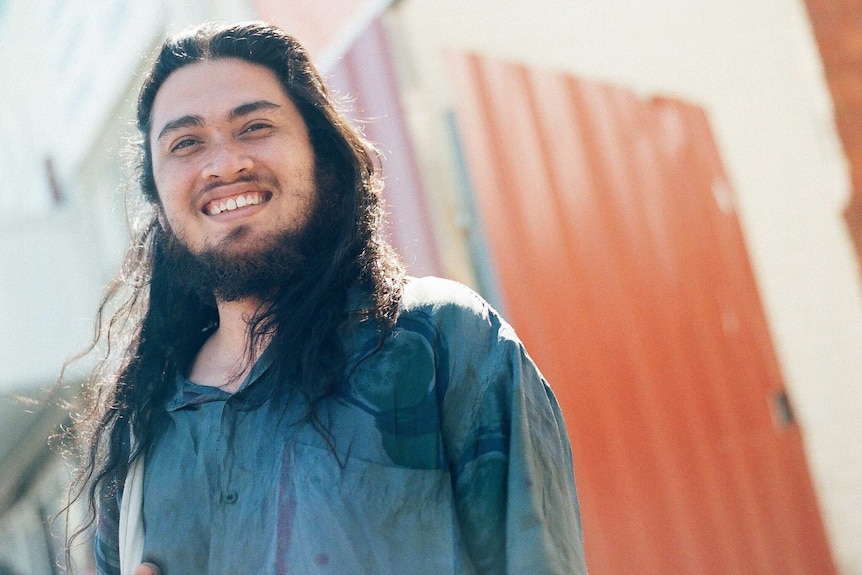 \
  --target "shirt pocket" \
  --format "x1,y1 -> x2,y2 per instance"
280,441 -> 474,575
